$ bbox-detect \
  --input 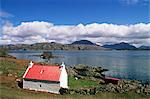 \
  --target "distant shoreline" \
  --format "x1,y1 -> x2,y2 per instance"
1,41 -> 149,51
